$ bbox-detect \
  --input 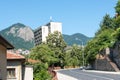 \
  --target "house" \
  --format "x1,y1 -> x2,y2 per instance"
7,52 -> 25,80
7,52 -> 33,80
0,35 -> 14,80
